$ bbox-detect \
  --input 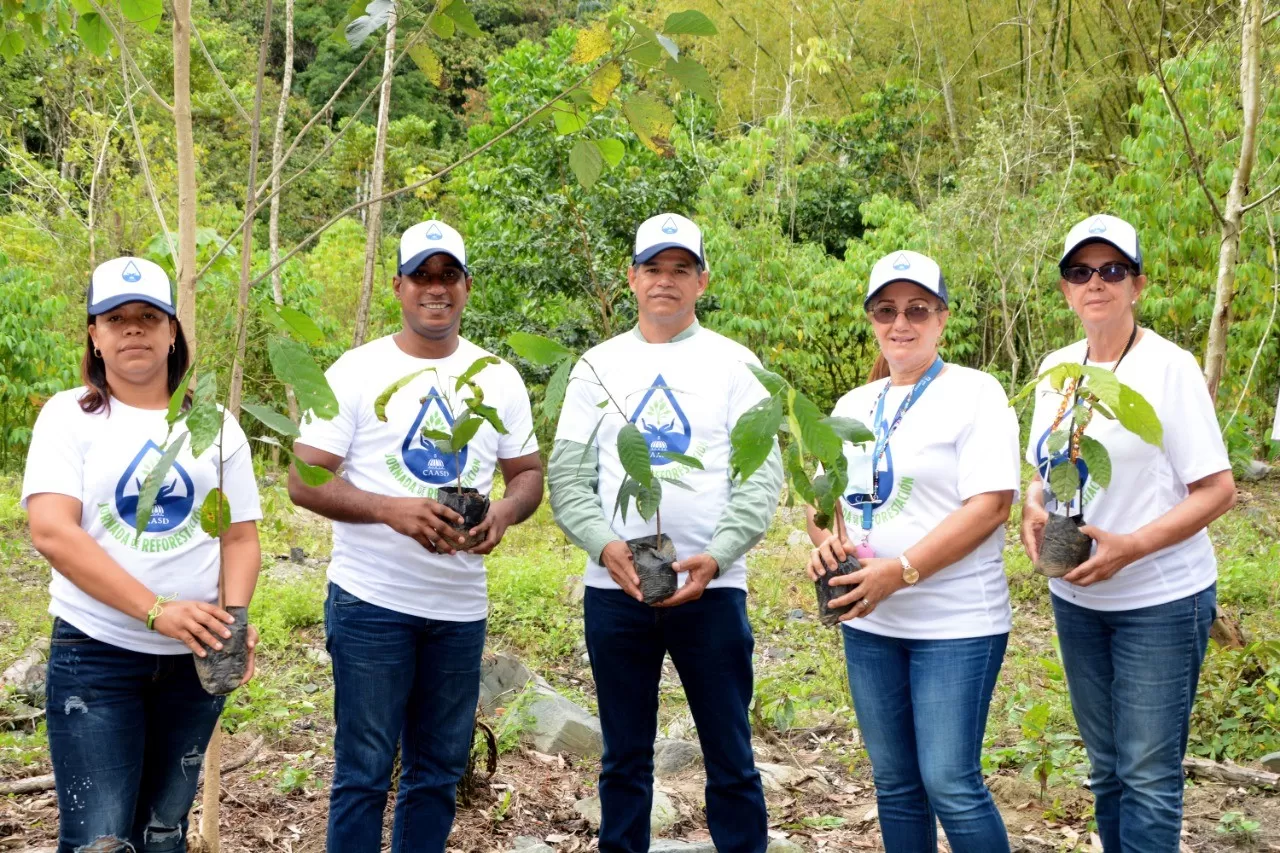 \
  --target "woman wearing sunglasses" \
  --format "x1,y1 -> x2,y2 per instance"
806,250 -> 1020,852
1021,215 -> 1235,851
